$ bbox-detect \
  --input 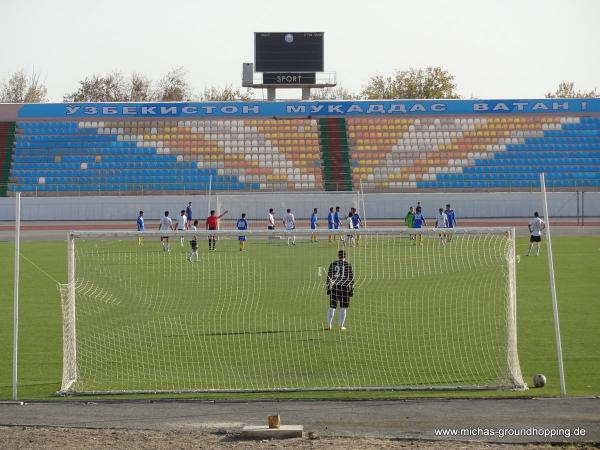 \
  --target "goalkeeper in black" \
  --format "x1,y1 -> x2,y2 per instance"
325,250 -> 354,331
